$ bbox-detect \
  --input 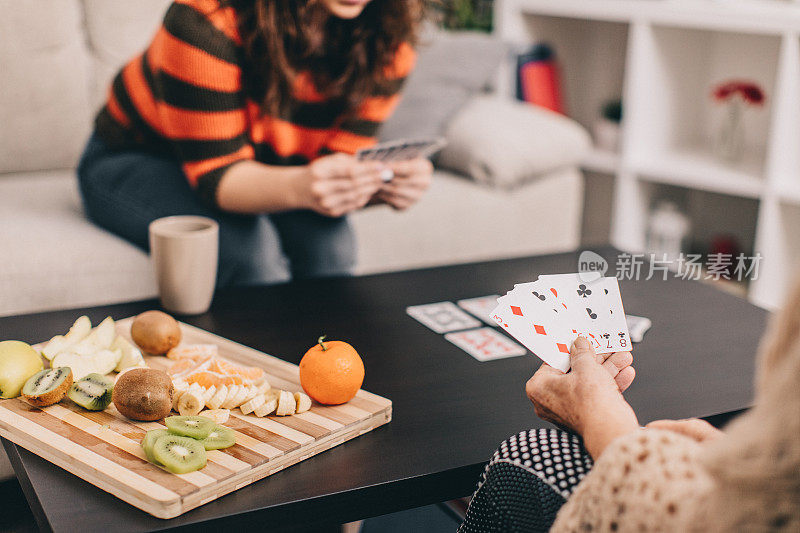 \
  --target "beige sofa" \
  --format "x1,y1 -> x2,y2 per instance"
0,0 -> 587,321
0,0 -> 587,481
